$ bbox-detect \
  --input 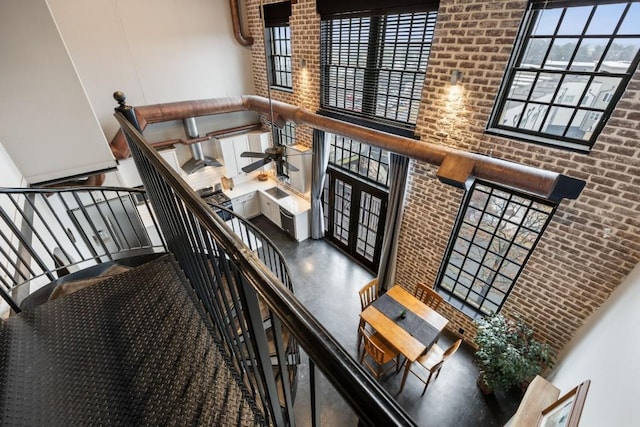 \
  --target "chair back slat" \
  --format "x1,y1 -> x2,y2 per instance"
442,339 -> 462,361
414,283 -> 443,310
361,328 -> 385,365
358,278 -> 379,311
